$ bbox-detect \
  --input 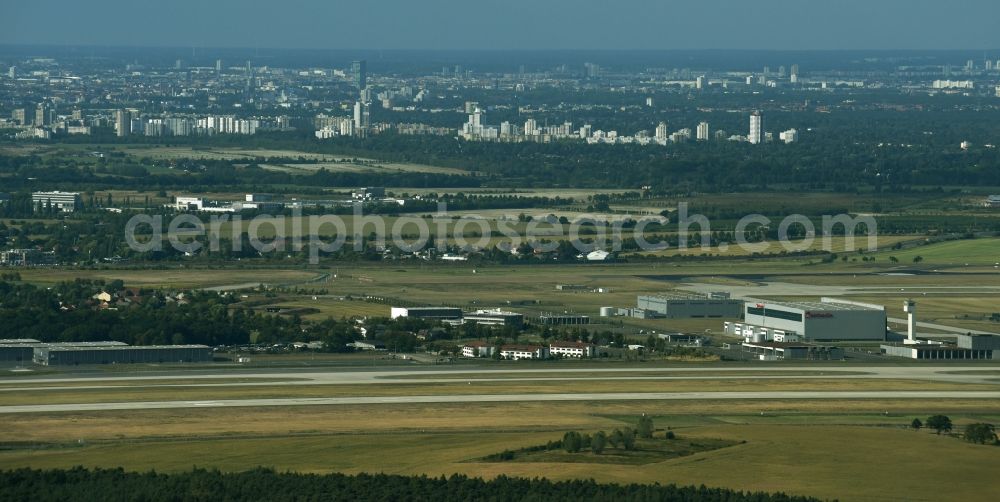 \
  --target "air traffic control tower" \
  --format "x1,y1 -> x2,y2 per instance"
903,300 -> 917,343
